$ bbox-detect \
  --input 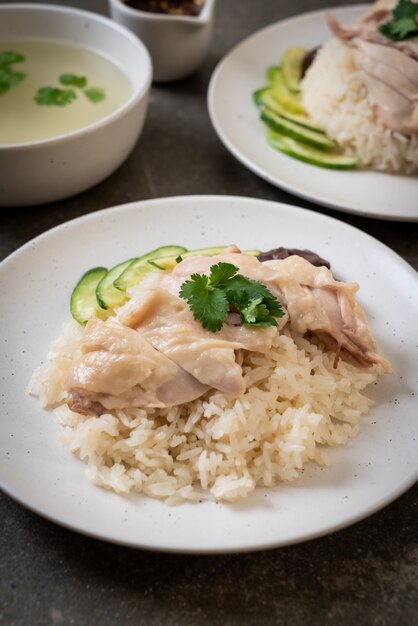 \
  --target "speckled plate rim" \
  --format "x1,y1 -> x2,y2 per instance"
0,195 -> 417,553
207,6 -> 418,222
